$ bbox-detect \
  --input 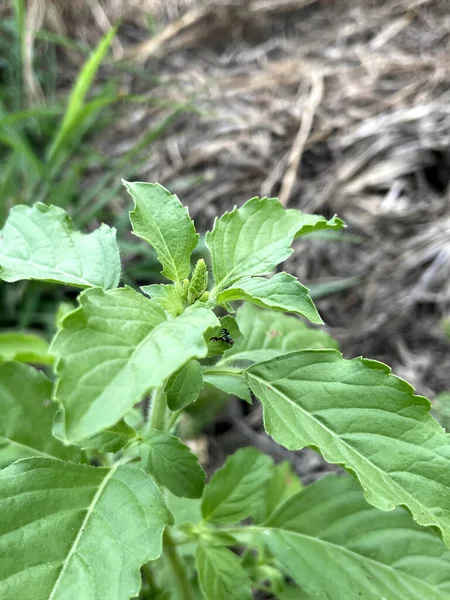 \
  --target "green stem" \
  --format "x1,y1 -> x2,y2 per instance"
148,387 -> 167,431
167,410 -> 181,432
163,529 -> 195,600
203,366 -> 243,376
